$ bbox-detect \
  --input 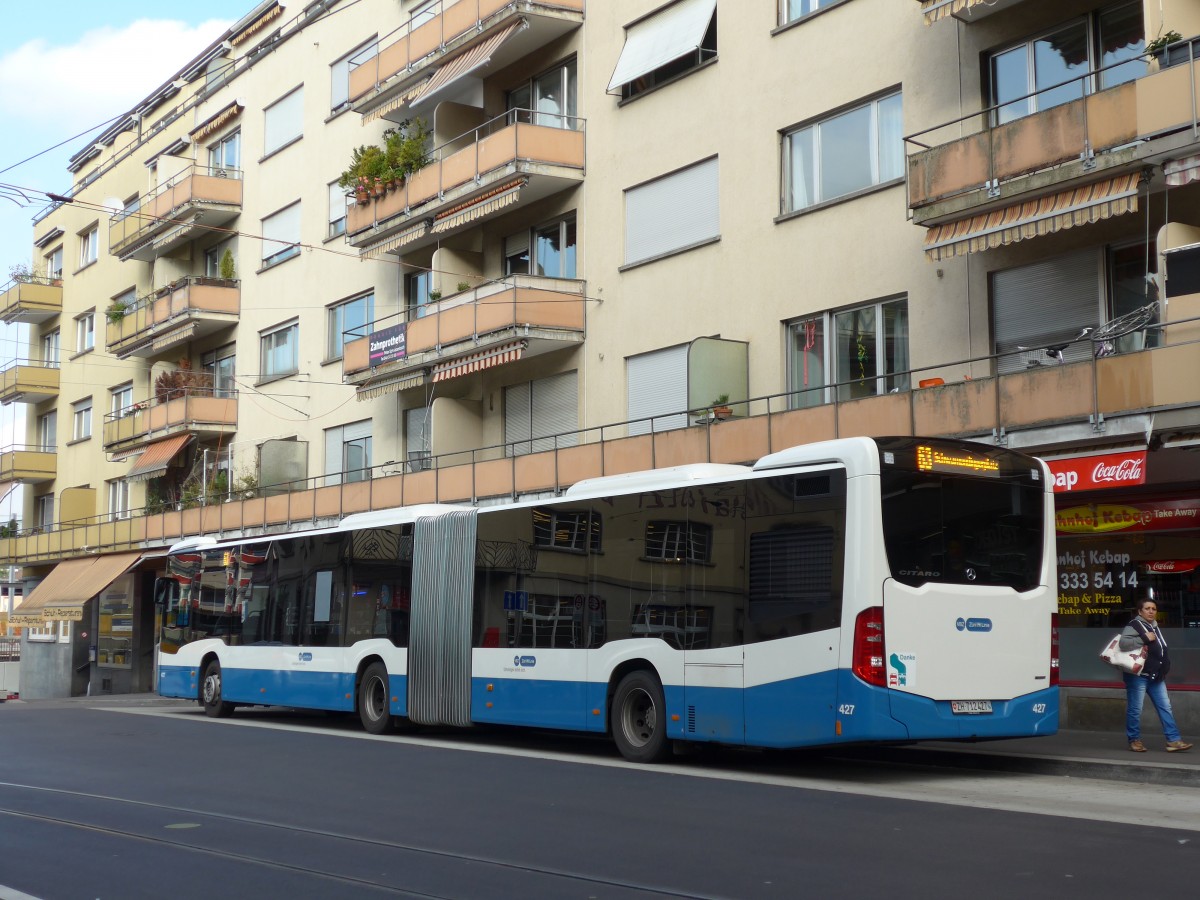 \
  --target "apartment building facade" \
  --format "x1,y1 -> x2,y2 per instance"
2,0 -> 1198,729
